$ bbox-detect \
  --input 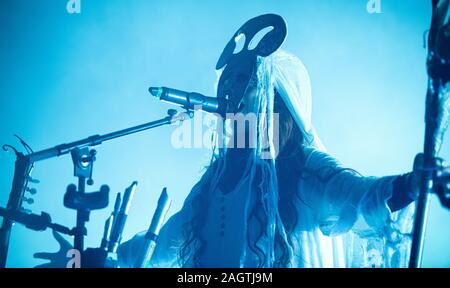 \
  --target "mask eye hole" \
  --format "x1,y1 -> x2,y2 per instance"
248,26 -> 274,51
233,33 -> 246,55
